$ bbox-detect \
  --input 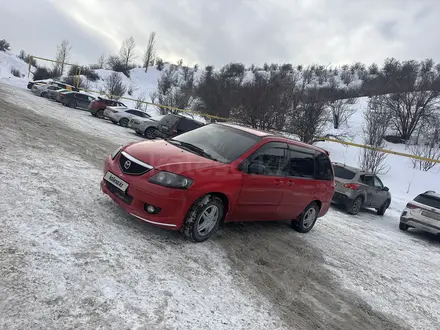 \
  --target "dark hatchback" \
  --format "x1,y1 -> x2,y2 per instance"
155,114 -> 205,139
